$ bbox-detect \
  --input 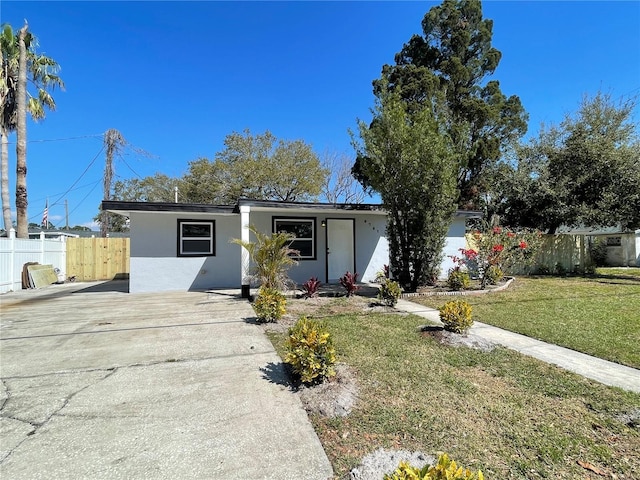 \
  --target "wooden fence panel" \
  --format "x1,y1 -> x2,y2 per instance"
66,238 -> 129,281
466,233 -> 590,274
